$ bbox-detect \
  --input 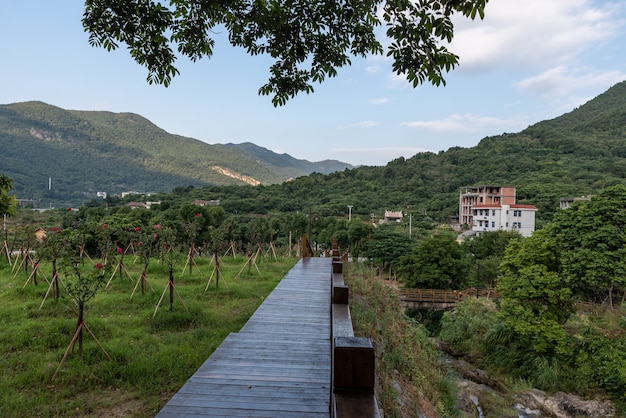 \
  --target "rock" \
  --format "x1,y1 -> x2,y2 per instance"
391,379 -> 405,407
515,389 -> 615,418
544,392 -> 615,418
452,359 -> 501,389
515,389 -> 547,411
431,338 -> 464,357
456,380 -> 494,416
513,403 -> 543,418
